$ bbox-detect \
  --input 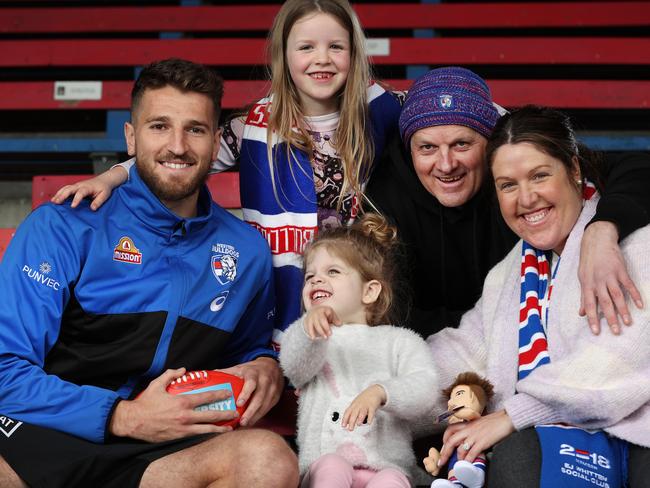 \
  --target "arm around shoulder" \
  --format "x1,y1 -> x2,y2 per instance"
51,161 -> 130,210
593,152 -> 650,240
214,116 -> 244,171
